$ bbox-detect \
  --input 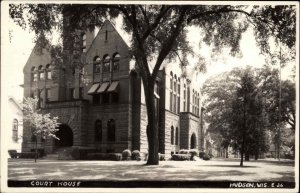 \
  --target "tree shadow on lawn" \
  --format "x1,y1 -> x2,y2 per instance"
207,165 -> 257,168
267,171 -> 295,182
